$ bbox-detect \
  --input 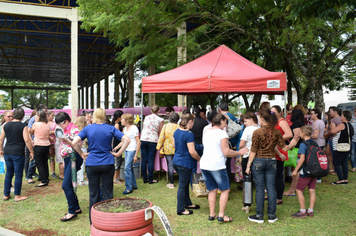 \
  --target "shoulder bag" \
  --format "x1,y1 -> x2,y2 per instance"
225,114 -> 242,139
336,123 -> 351,152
